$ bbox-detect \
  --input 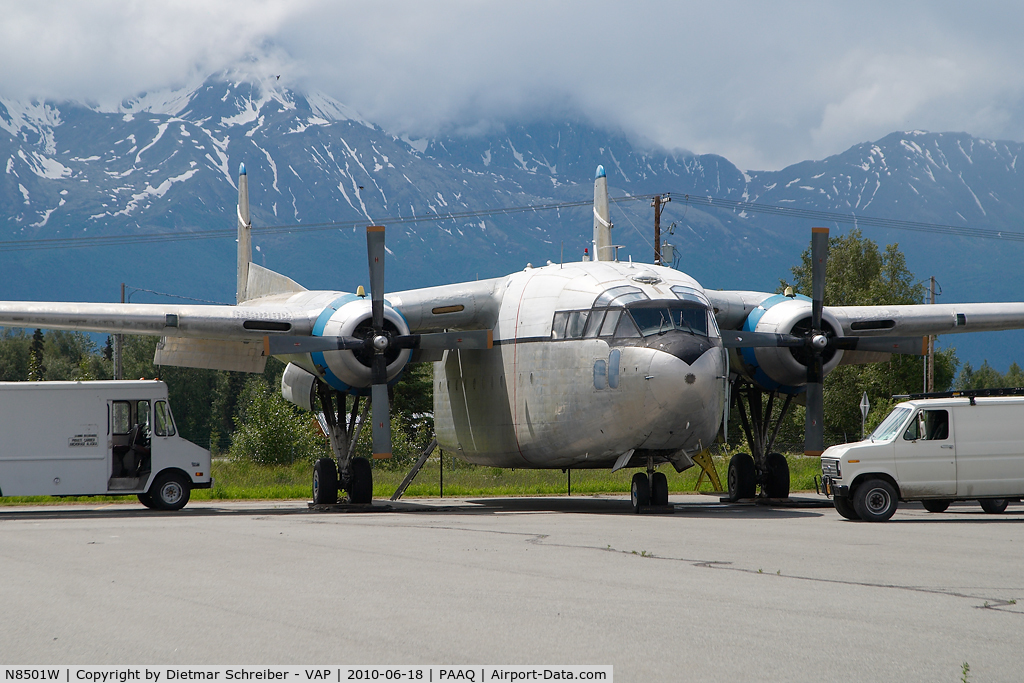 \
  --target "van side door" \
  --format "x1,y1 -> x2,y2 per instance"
893,408 -> 956,497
